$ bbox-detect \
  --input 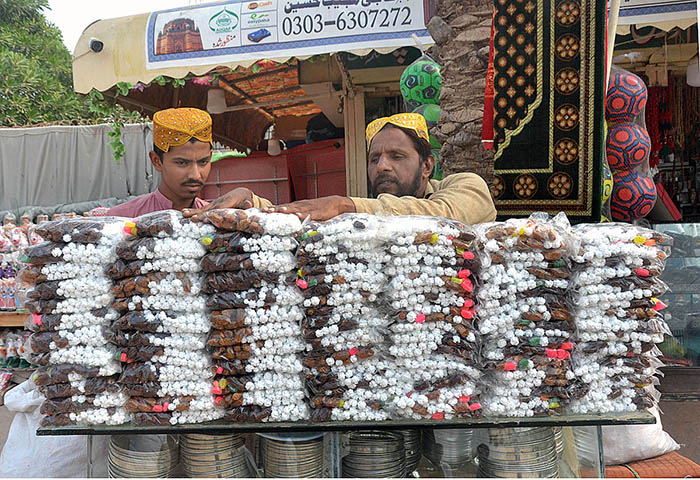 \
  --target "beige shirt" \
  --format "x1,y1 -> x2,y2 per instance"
251,172 -> 497,225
